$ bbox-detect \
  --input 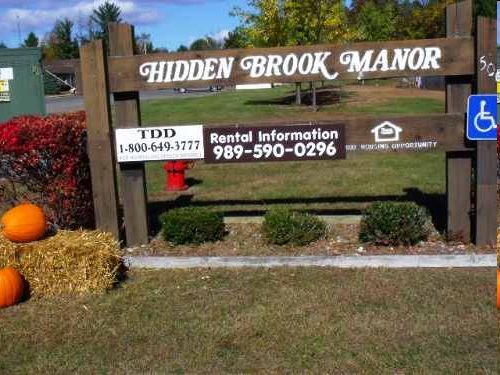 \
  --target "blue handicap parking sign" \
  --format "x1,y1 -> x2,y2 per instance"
466,95 -> 497,140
